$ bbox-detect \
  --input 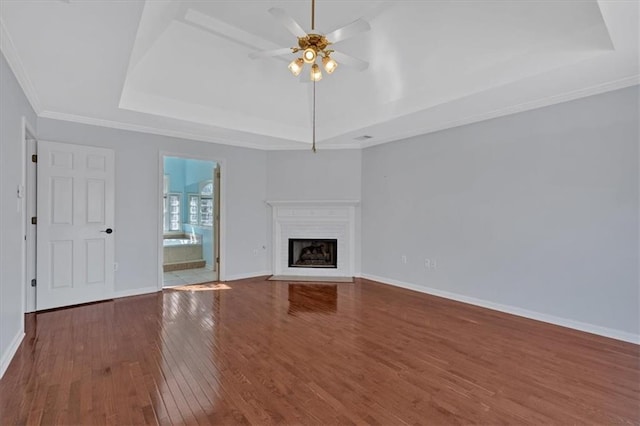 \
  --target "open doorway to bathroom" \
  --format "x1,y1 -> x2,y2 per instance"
162,156 -> 220,287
